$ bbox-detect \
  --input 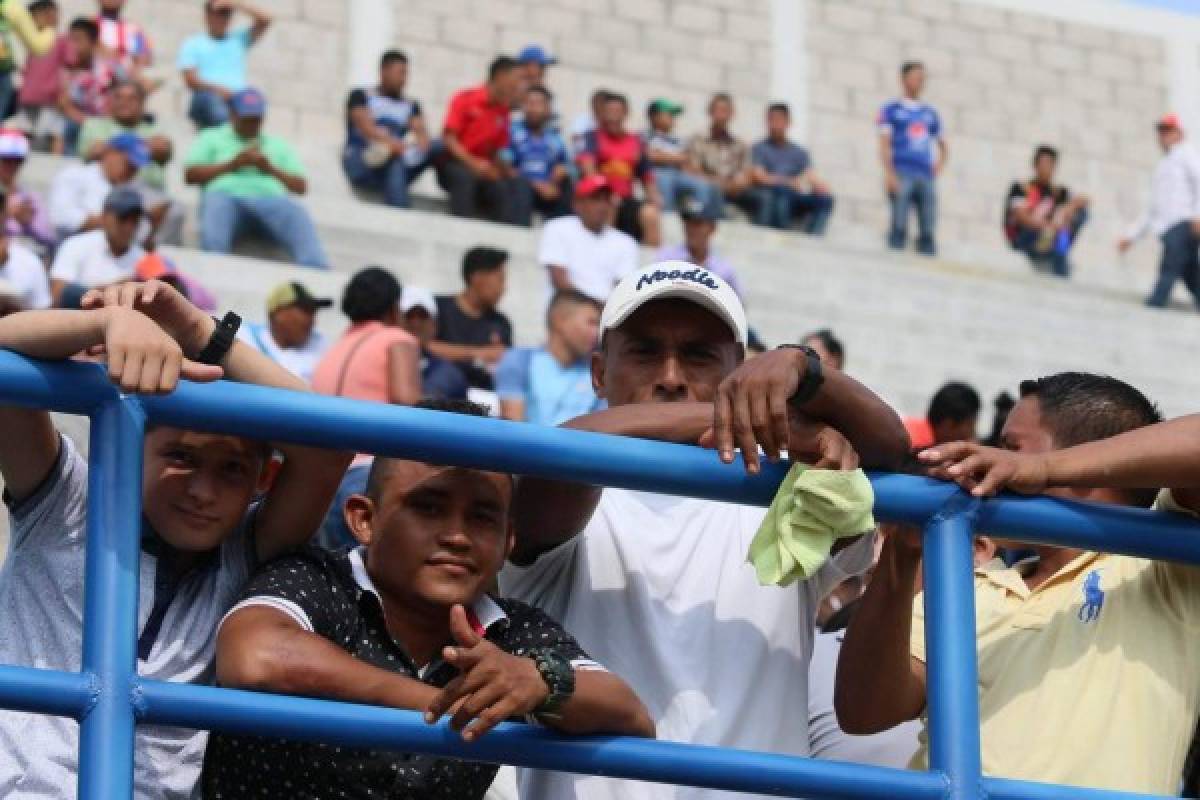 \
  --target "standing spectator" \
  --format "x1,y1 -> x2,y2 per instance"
1119,114 -> 1200,309
58,16 -> 123,154
1006,145 -> 1090,278
48,186 -> 144,306
496,289 -> 603,426
0,194 -> 51,310
903,381 -> 981,452
684,92 -> 753,218
342,49 -> 430,209
751,103 -> 834,234
577,91 -> 661,246
16,0 -> 68,151
237,280 -> 332,384
48,132 -> 165,242
801,329 -> 845,372
437,56 -> 523,223
0,130 -> 54,254
879,61 -> 947,256
505,85 -> 570,226
517,43 -> 555,91
429,246 -> 513,390
94,0 -> 151,78
539,175 -> 639,304
178,0 -> 272,130
399,285 -> 468,401
0,0 -> 56,121
185,88 -> 329,268
643,97 -> 718,213
656,194 -> 741,296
